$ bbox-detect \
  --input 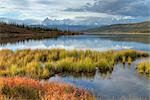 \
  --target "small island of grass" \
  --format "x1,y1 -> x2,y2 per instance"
137,60 -> 150,78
